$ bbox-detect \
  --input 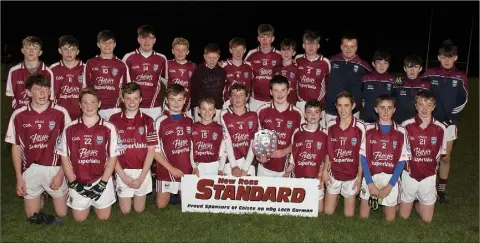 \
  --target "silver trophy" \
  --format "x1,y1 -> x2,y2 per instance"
253,129 -> 278,158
